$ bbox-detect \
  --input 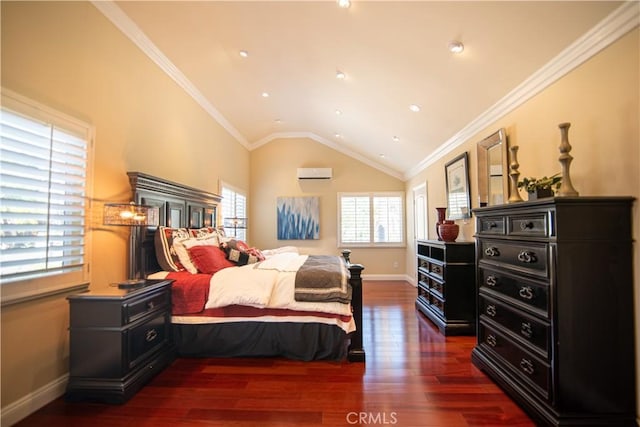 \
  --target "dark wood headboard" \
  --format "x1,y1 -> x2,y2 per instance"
127,172 -> 221,280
